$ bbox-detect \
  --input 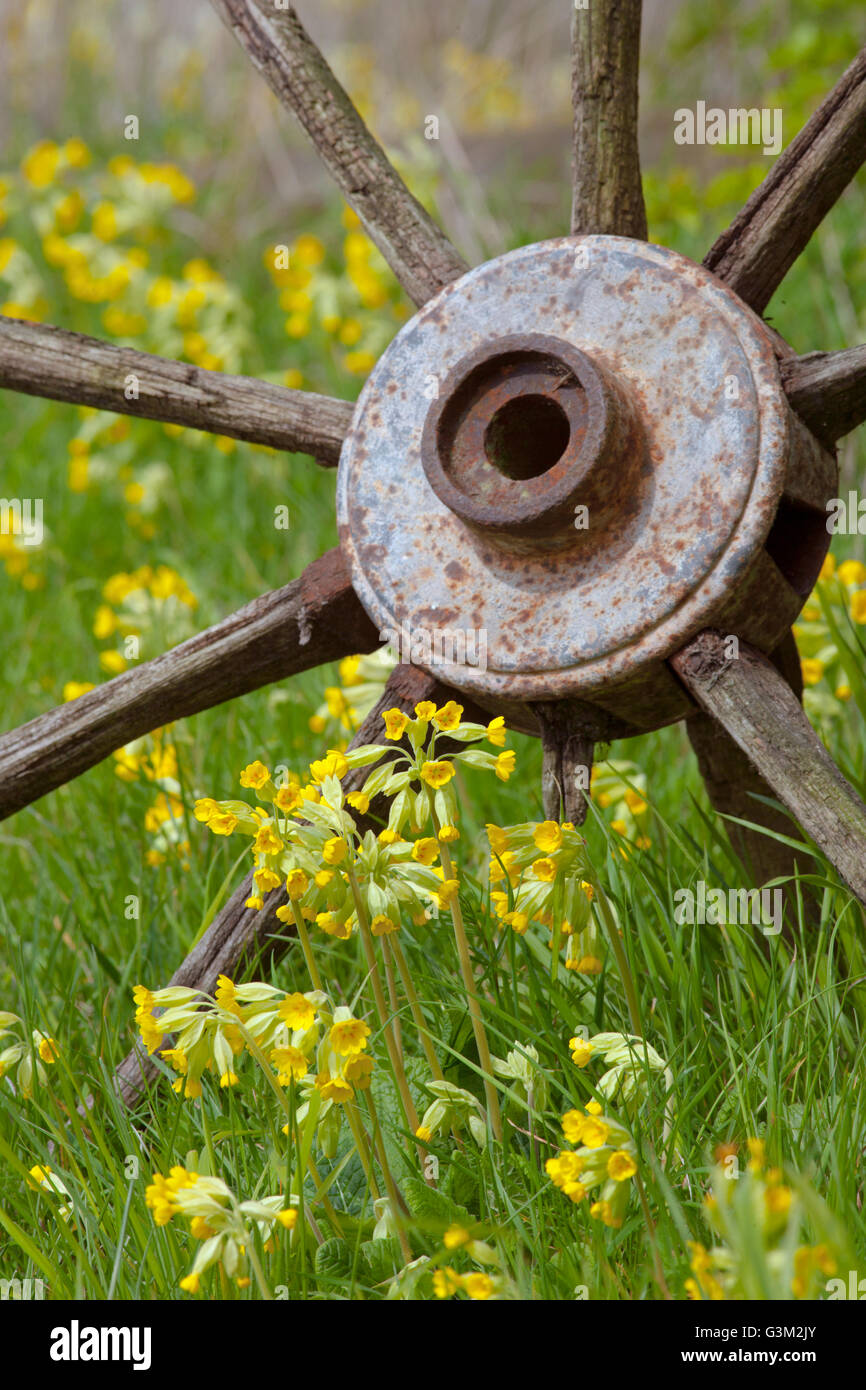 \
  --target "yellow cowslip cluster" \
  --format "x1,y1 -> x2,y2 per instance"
485,820 -> 600,970
795,554 -> 866,718
685,1139 -> 841,1301
193,703 -> 513,935
262,205 -> 404,388
132,976 -> 374,1107
308,650 -> 395,745
145,1165 -> 297,1294
92,564 -> 197,673
546,1100 -> 638,1228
